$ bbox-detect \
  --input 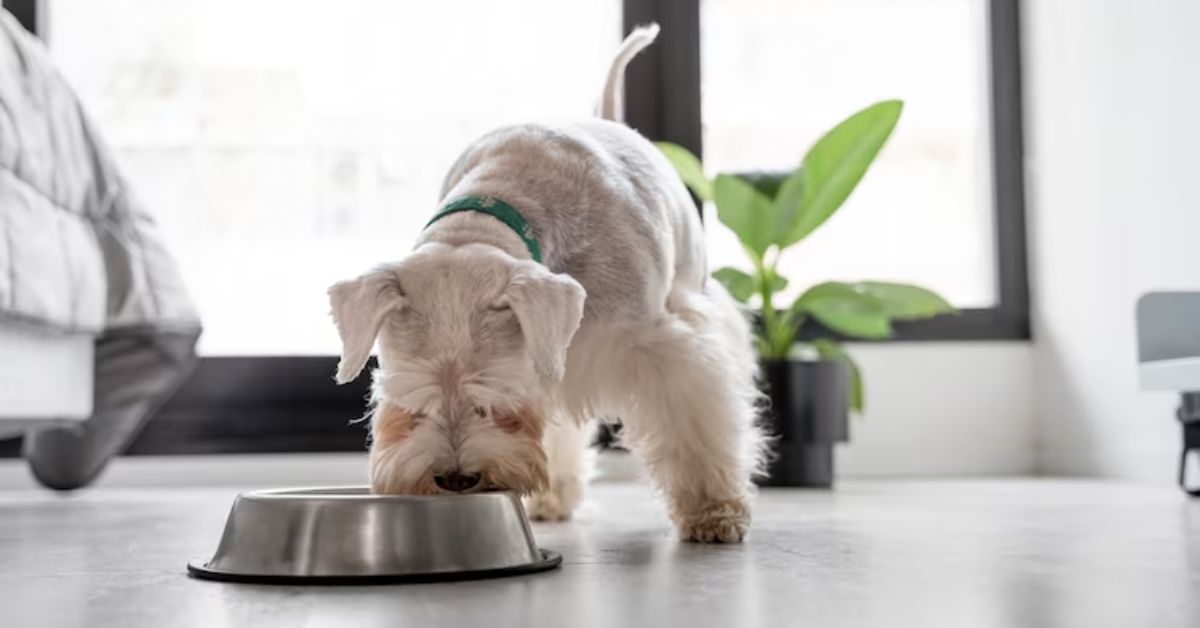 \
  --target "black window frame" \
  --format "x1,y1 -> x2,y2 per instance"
2,0 -> 1029,457
5,0 -> 43,35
